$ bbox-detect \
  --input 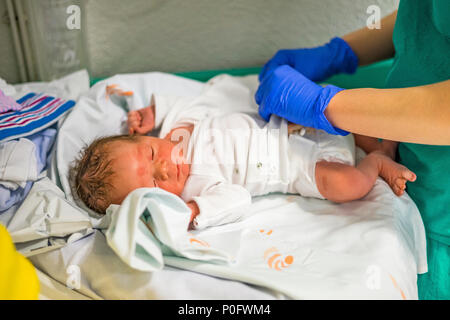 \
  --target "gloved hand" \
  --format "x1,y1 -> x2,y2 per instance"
259,37 -> 359,82
256,65 -> 348,136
